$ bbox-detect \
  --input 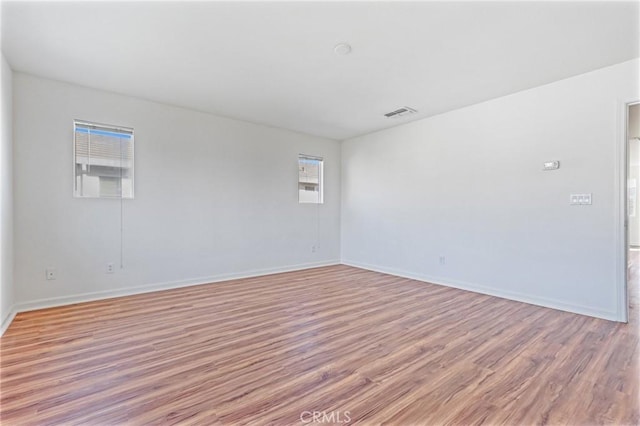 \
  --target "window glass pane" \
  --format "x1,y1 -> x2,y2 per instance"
299,155 -> 323,204
74,121 -> 134,198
